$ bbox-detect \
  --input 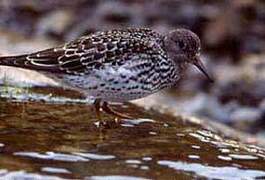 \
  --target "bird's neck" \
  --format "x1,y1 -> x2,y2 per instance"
166,52 -> 188,75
